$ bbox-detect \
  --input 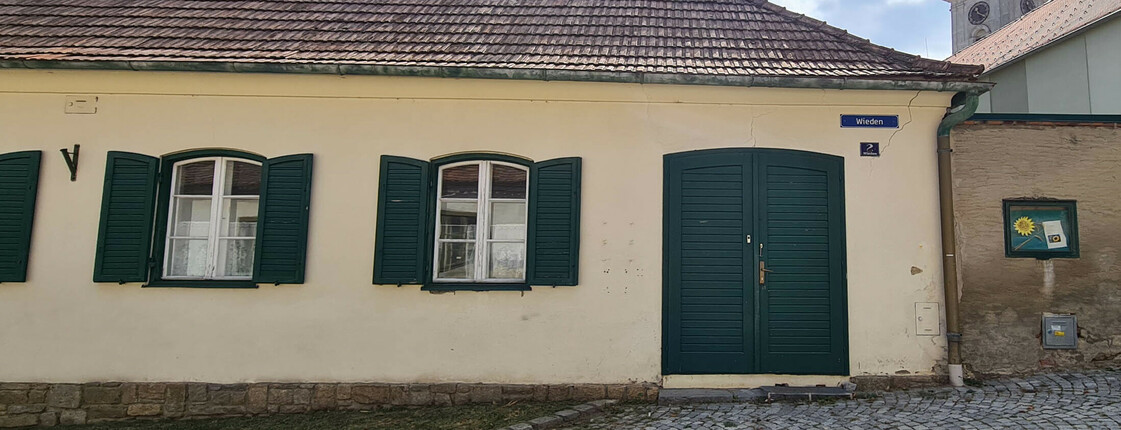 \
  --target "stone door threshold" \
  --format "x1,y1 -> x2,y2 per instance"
661,374 -> 850,389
